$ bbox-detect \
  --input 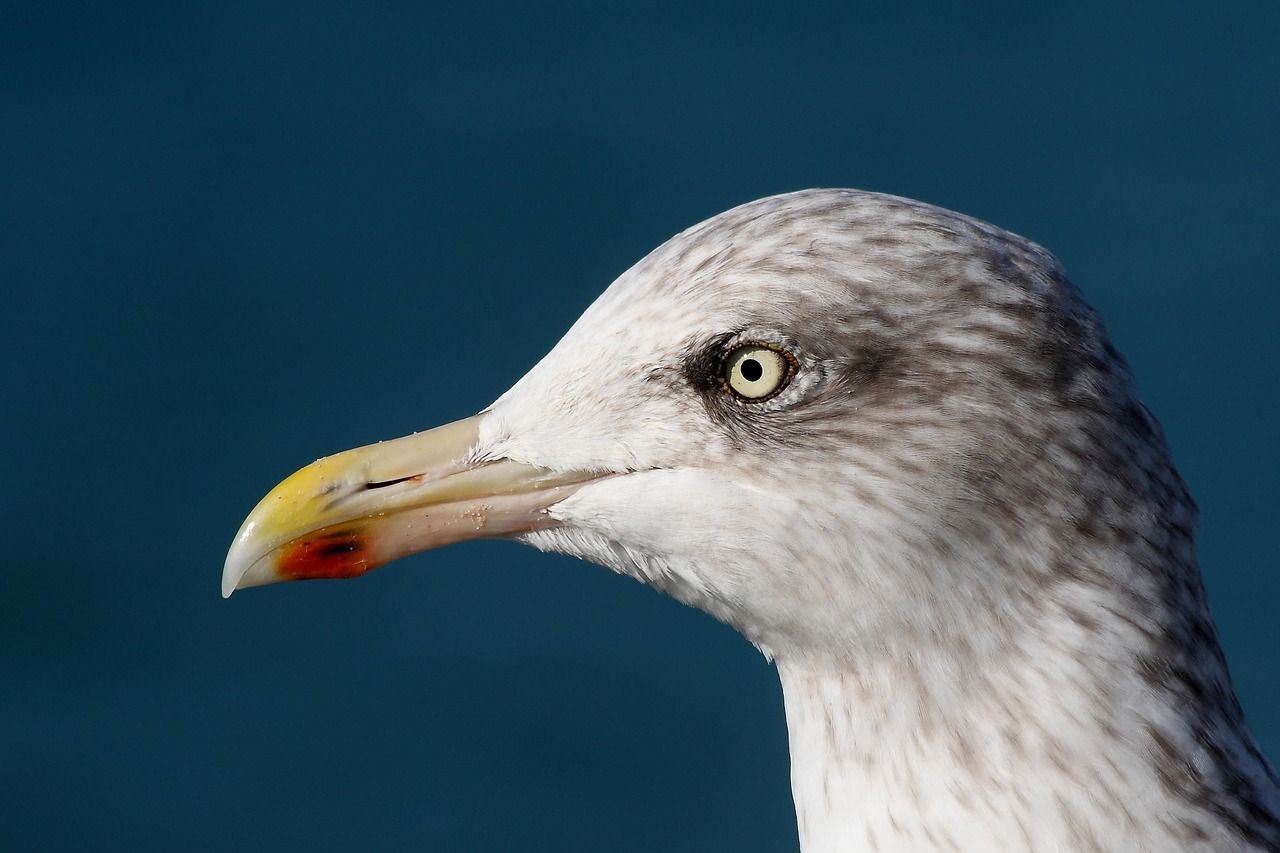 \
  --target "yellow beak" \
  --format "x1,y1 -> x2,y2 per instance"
221,413 -> 602,598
